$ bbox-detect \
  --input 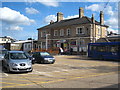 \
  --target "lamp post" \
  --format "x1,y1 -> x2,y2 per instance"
46,34 -> 50,51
